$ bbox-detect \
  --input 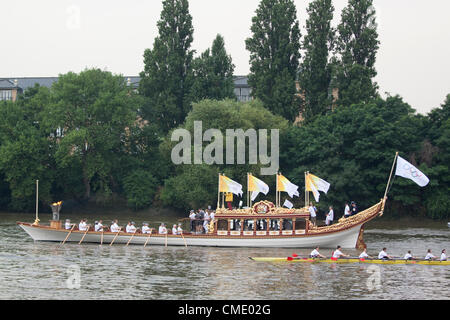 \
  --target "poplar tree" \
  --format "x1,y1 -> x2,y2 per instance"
335,0 -> 380,107
190,34 -> 235,102
245,0 -> 301,122
298,0 -> 335,122
139,0 -> 194,134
